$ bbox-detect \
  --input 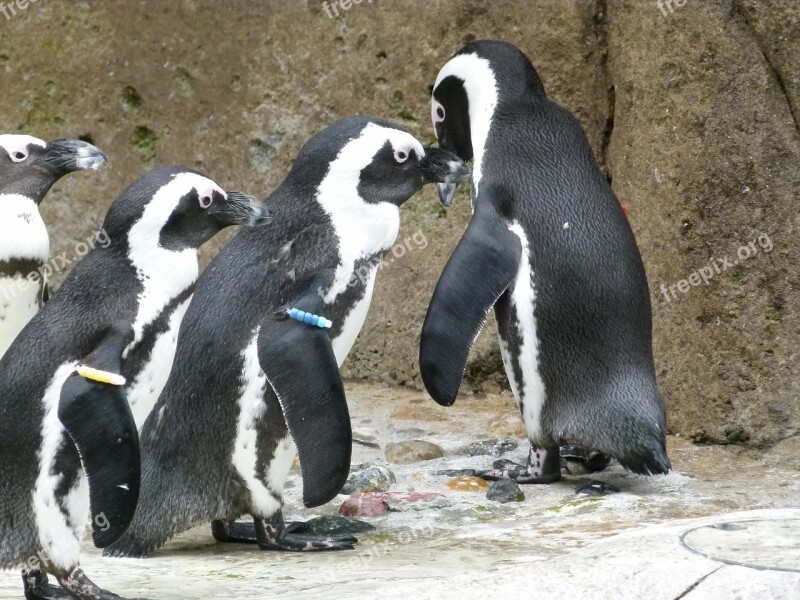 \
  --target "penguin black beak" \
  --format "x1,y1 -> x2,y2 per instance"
419,147 -> 470,207
37,139 -> 108,175
211,191 -> 273,227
